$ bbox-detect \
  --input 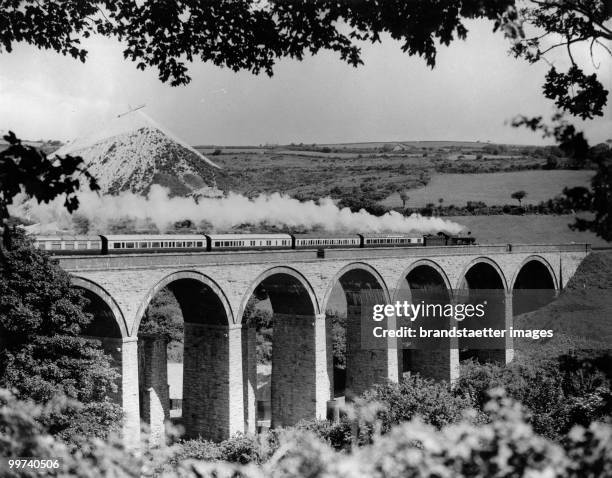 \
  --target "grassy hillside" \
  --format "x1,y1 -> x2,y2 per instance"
515,250 -> 612,357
